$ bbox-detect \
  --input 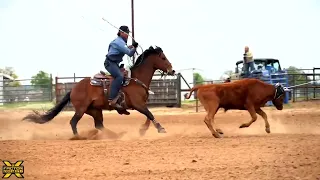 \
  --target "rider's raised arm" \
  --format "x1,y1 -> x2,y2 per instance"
112,39 -> 136,57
